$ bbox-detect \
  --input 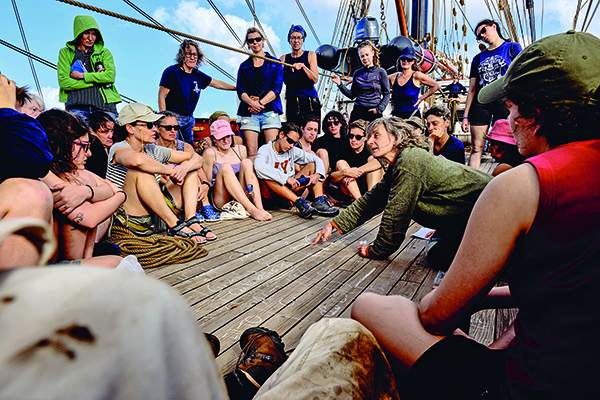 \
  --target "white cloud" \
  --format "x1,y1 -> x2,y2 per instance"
40,86 -> 63,111
153,1 -> 283,74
